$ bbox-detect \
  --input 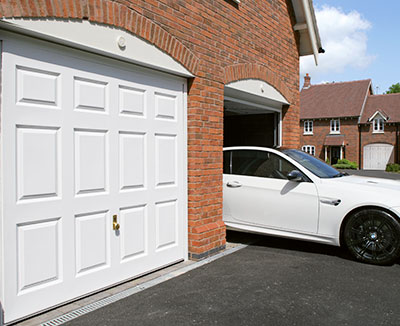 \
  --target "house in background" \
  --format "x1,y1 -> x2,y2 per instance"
300,74 -> 400,169
359,93 -> 400,169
